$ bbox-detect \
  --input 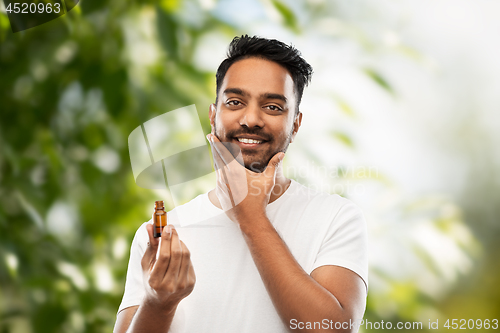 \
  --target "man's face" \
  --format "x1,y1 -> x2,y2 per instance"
210,57 -> 302,173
